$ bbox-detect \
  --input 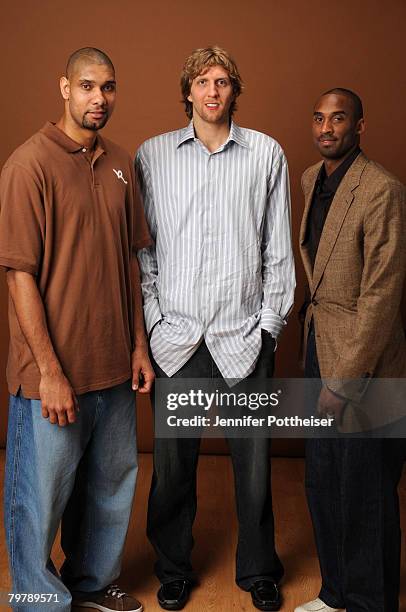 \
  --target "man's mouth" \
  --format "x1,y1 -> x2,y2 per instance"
206,103 -> 220,109
87,110 -> 106,119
